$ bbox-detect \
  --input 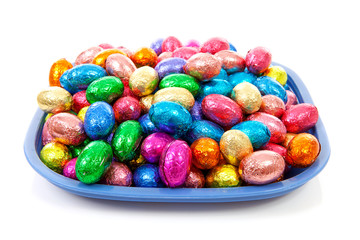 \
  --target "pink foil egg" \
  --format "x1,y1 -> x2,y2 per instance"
117,46 -> 133,58
260,142 -> 287,158
247,112 -> 287,143
172,47 -> 200,60
72,90 -> 90,113
259,95 -> 286,118
185,39 -> 201,48
74,46 -> 103,66
214,50 -> 246,74
101,162 -> 132,186
162,36 -> 183,52
63,158 -> 78,180
184,166 -> 205,188
285,90 -> 298,109
281,103 -> 319,133
200,37 -> 230,54
99,43 -> 114,49
157,52 -> 173,63
42,118 -> 55,146
184,53 -> 222,81
141,133 -> 174,164
239,150 -> 285,185
106,53 -> 137,81
159,140 -> 192,188
245,46 -> 272,75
